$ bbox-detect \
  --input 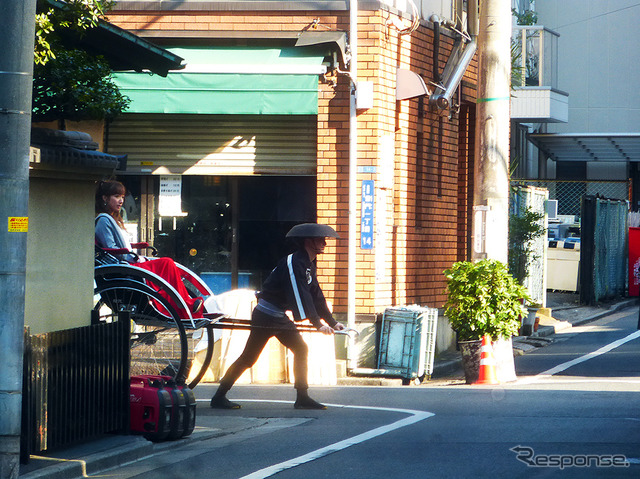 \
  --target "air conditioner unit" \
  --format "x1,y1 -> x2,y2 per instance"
546,199 -> 558,221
